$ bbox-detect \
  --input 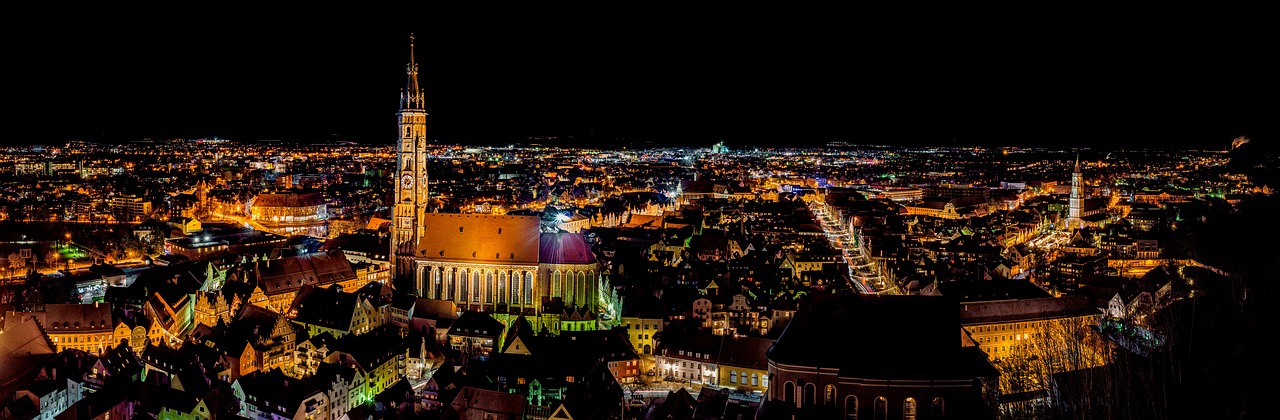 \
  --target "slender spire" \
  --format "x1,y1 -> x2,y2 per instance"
1074,154 -> 1079,173
402,33 -> 425,110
